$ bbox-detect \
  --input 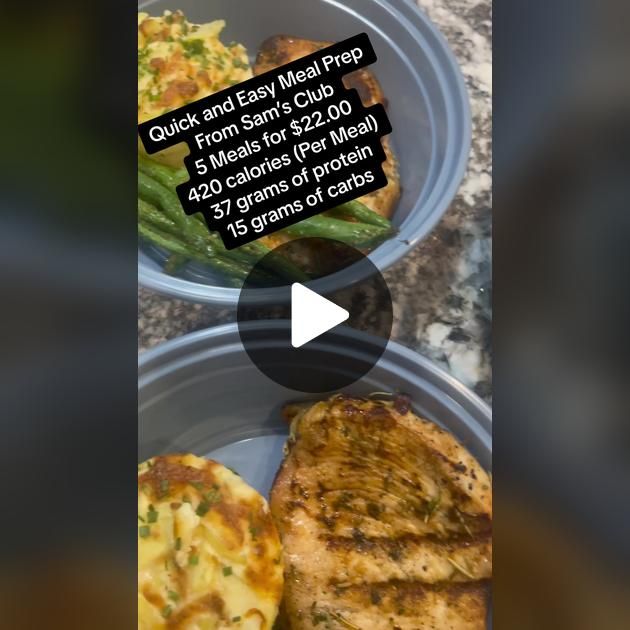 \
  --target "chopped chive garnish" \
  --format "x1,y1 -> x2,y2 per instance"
161,605 -> 172,618
222,566 -> 232,576
138,525 -> 150,538
138,515 -> 145,523
175,537 -> 182,551
167,590 -> 180,602
160,479 -> 170,496
182,39 -> 205,57
147,505 -> 158,523
204,488 -> 221,505
189,554 -> 199,566
196,500 -> 210,517
232,616 -> 241,622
